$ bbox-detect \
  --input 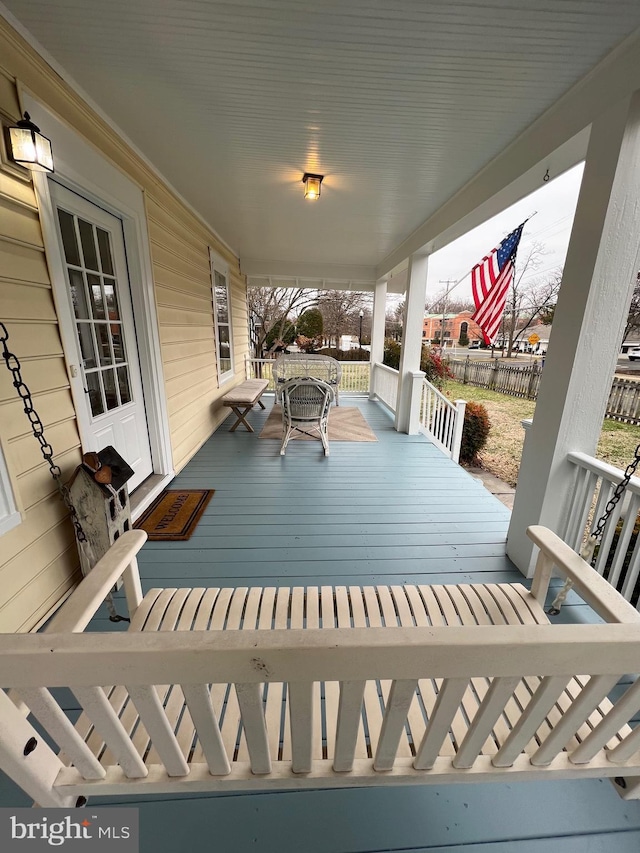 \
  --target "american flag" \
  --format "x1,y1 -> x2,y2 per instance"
471,222 -> 526,345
